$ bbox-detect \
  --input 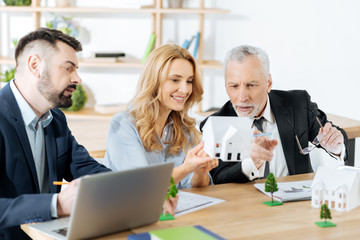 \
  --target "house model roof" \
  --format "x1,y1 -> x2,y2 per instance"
202,116 -> 253,139
202,116 -> 254,161
312,166 -> 360,191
